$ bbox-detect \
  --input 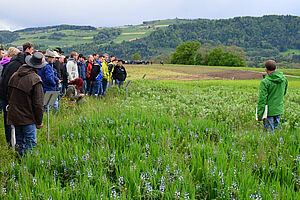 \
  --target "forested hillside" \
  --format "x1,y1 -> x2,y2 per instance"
1,15 -> 299,64
65,15 -> 299,62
